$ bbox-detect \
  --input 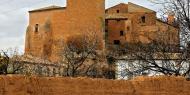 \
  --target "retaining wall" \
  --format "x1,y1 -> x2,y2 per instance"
0,75 -> 189,95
